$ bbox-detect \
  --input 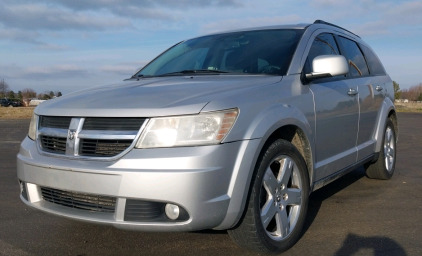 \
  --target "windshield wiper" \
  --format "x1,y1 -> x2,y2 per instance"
158,69 -> 229,76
